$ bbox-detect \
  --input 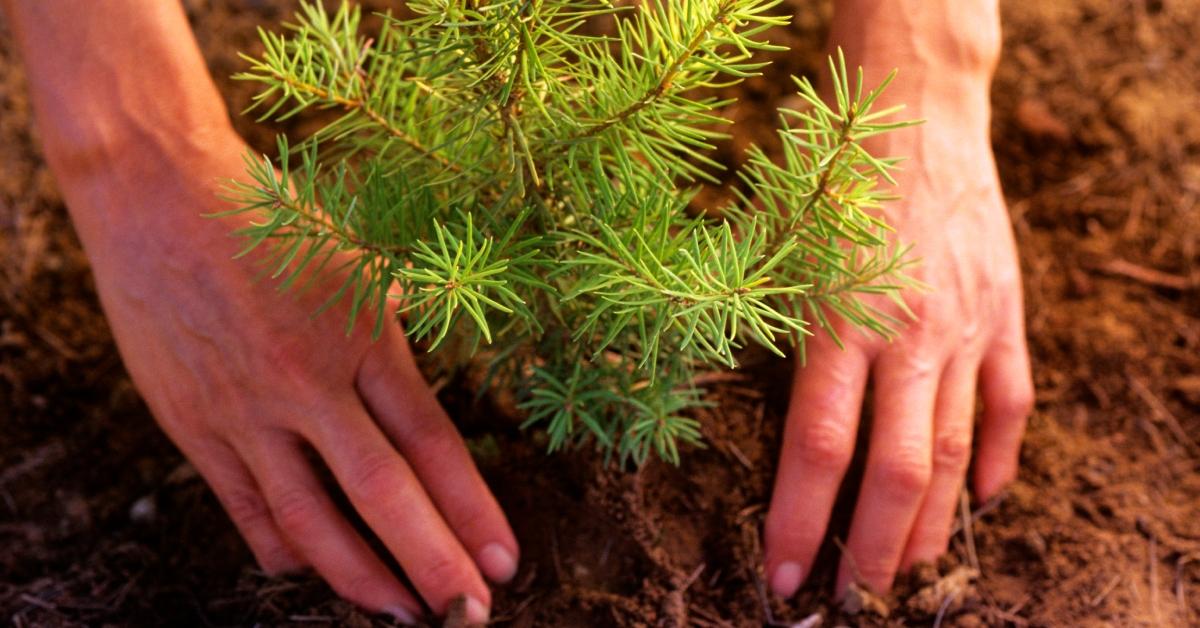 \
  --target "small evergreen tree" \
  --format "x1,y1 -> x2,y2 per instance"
225,0 -> 917,465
